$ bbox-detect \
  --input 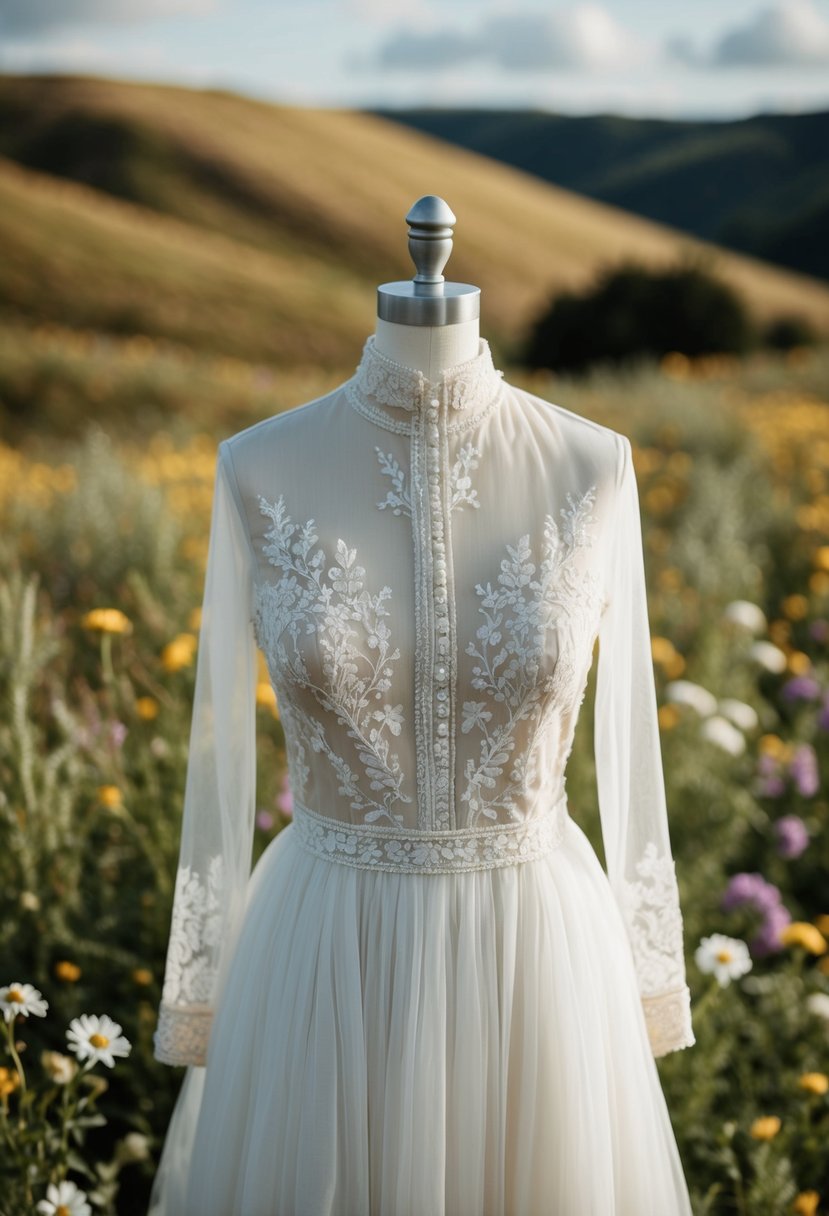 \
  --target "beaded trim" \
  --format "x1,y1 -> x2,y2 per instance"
345,334 -> 506,435
290,793 -> 569,874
